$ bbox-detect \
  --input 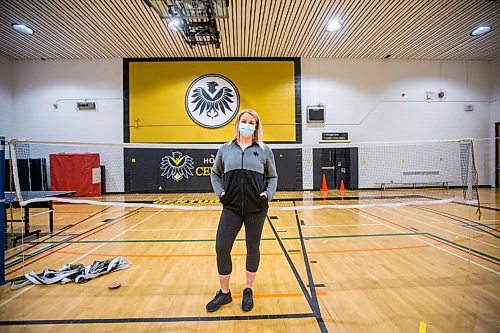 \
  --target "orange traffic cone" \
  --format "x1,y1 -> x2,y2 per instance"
320,174 -> 328,192
340,180 -> 345,194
